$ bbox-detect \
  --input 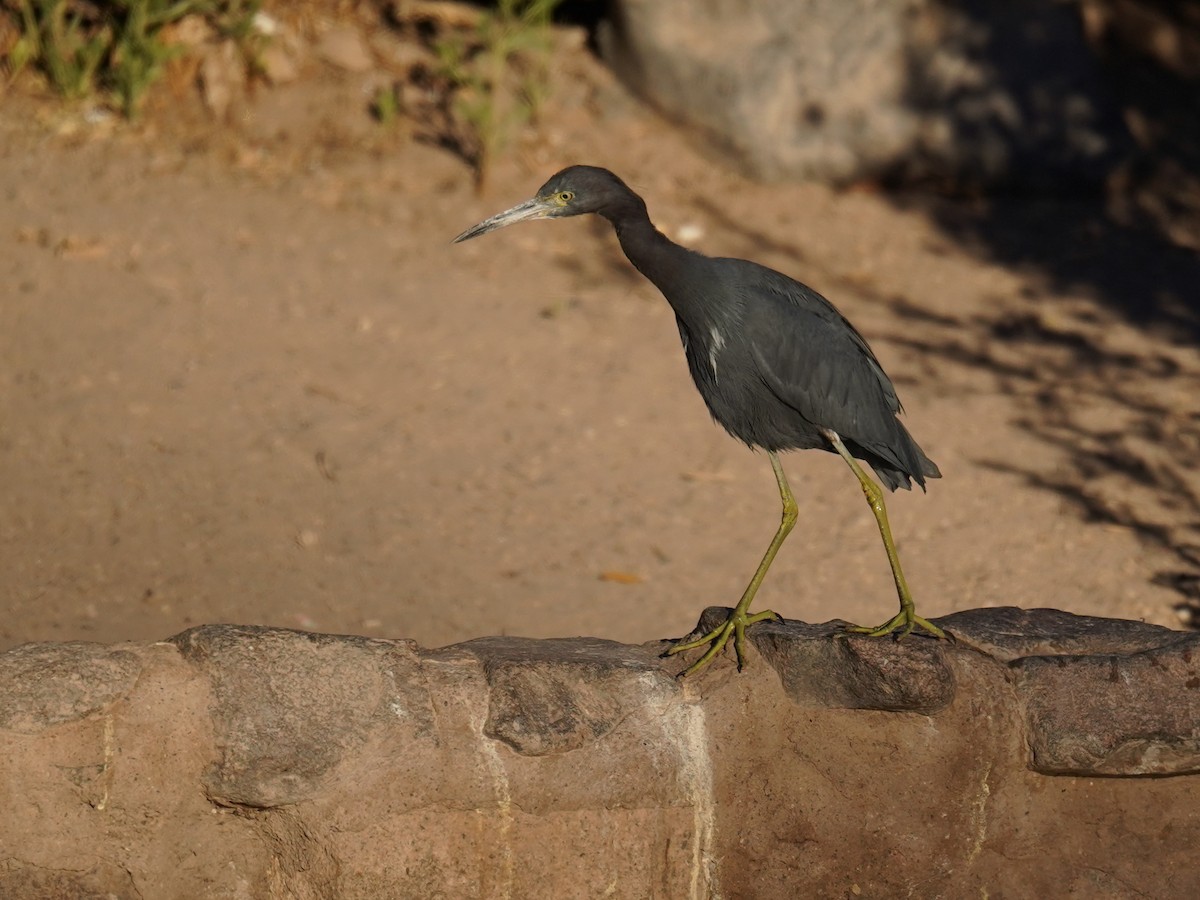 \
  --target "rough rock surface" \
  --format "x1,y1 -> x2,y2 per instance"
599,0 -> 1129,187
1,607 -> 1198,898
